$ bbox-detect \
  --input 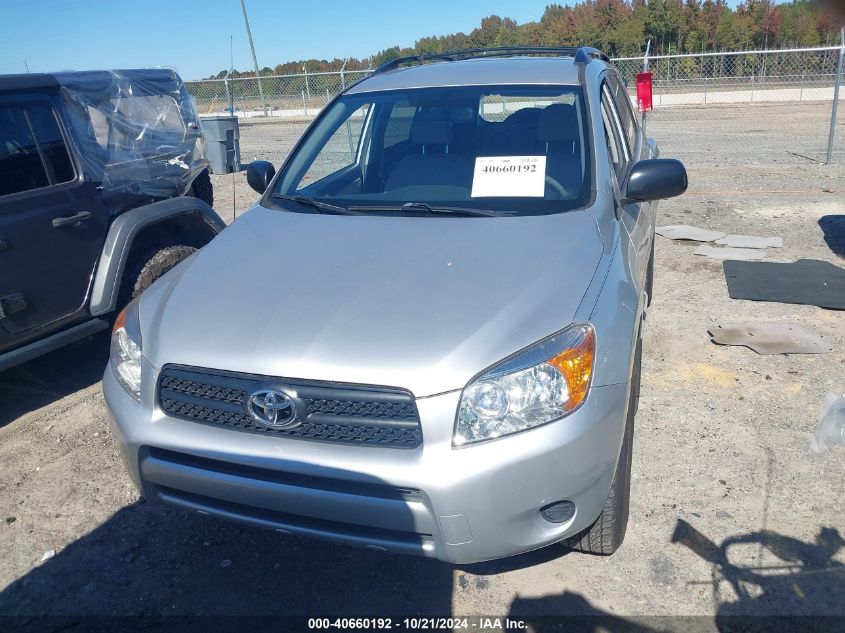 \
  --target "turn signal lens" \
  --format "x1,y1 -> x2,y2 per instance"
547,327 -> 595,413
113,304 -> 128,334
